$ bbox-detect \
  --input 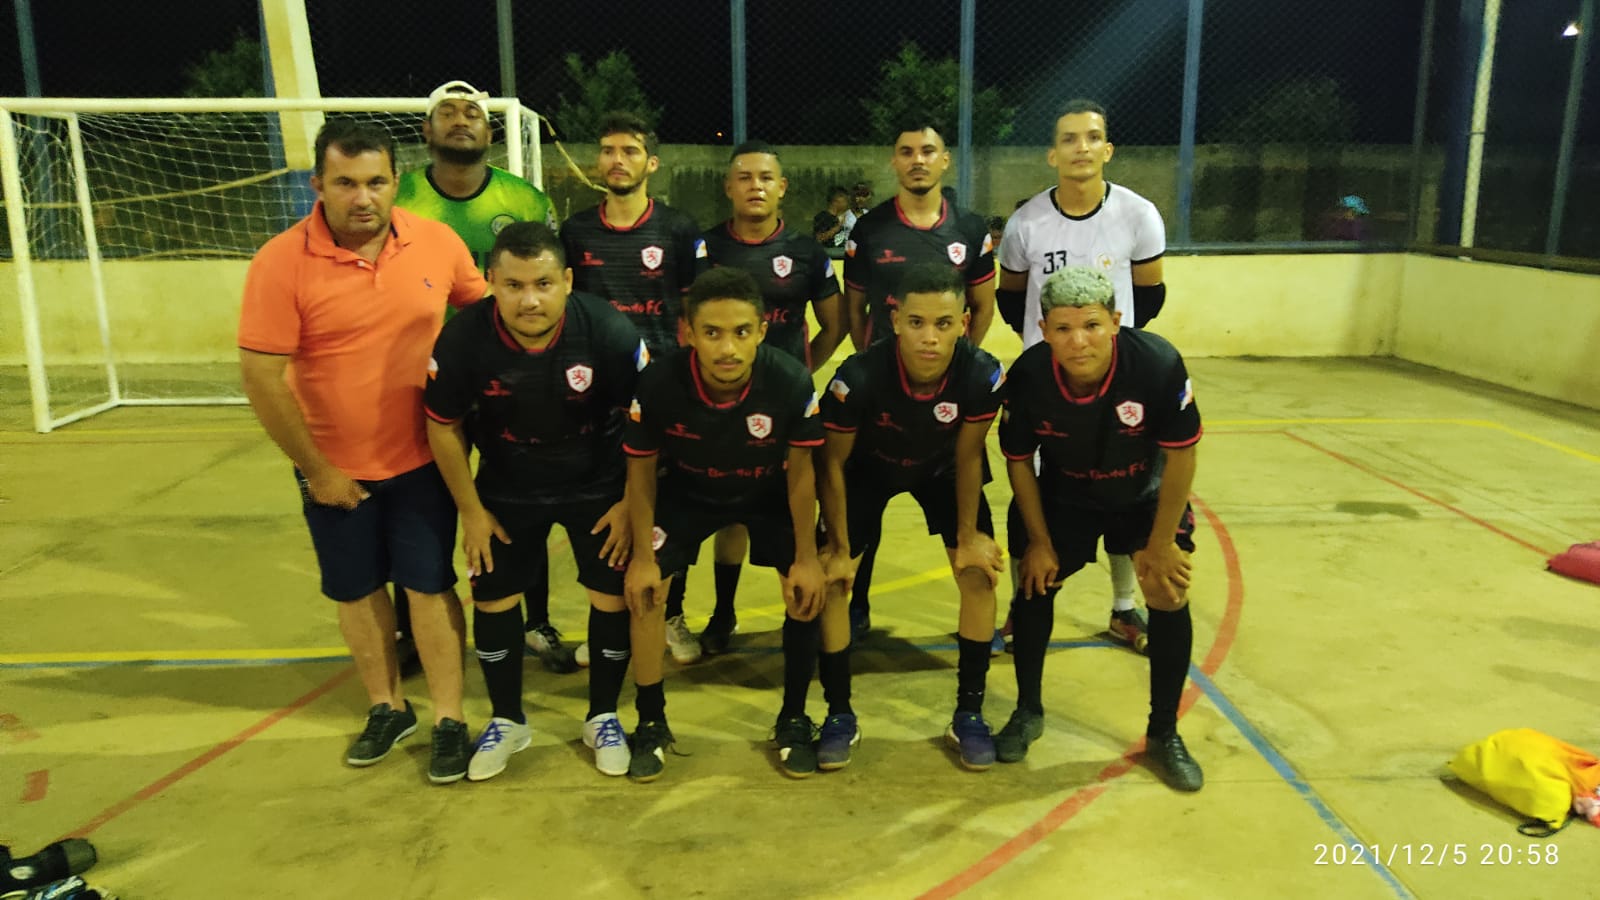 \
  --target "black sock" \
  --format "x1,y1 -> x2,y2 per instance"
1145,605 -> 1194,739
473,604 -> 526,724
818,647 -> 854,715
1011,590 -> 1056,715
711,562 -> 742,621
523,567 -> 550,628
635,680 -> 666,724
780,615 -> 820,718
664,574 -> 687,621
956,636 -> 990,714
585,607 -> 630,721
394,590 -> 412,640
850,544 -> 877,614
